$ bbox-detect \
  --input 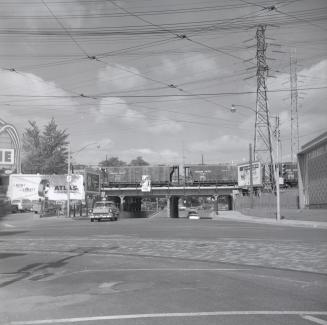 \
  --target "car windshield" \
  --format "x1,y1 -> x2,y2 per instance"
94,202 -> 115,208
